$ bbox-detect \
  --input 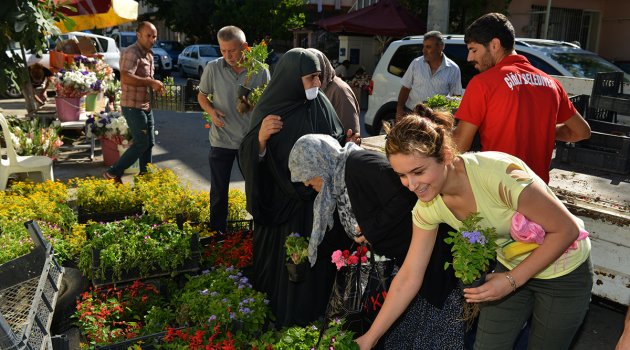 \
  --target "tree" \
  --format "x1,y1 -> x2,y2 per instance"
0,0 -> 70,116
142,0 -> 306,44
